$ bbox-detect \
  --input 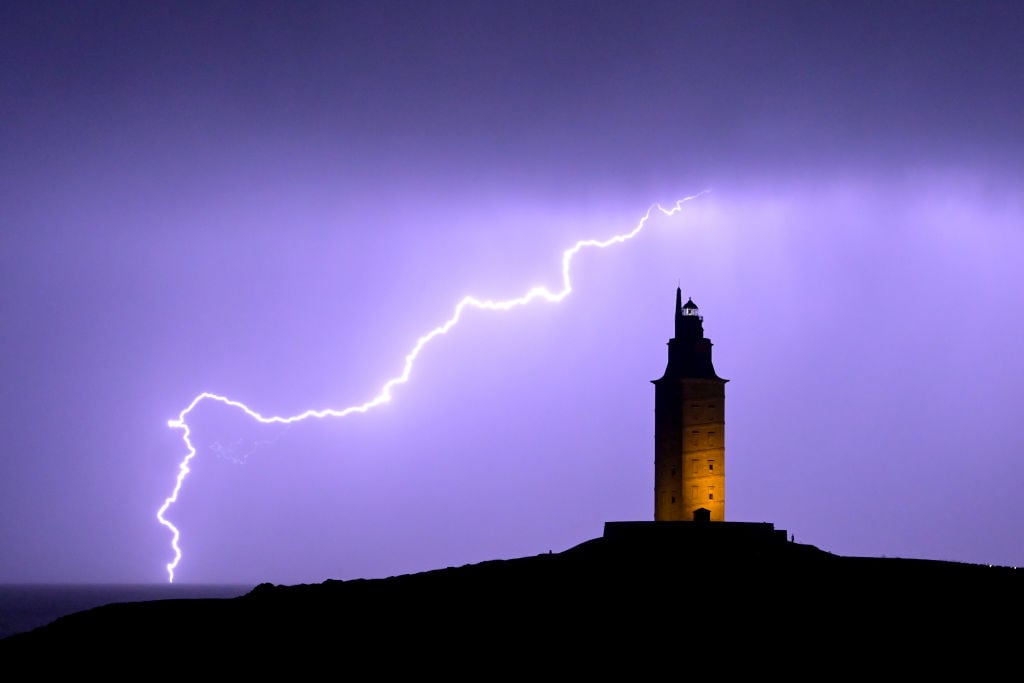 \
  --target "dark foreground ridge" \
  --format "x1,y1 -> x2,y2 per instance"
3,522 -> 1021,670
